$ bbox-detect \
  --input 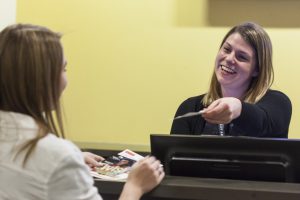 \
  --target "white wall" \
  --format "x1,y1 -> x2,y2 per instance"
0,0 -> 16,30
